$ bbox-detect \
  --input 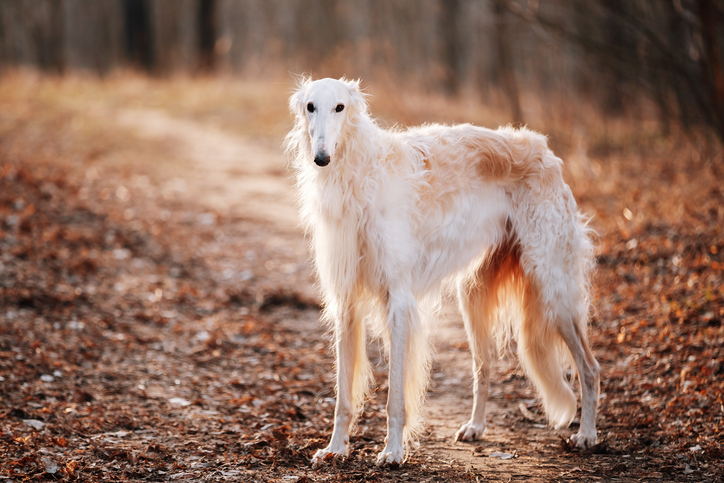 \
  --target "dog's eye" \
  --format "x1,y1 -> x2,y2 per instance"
335,104 -> 344,113
307,102 -> 315,113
